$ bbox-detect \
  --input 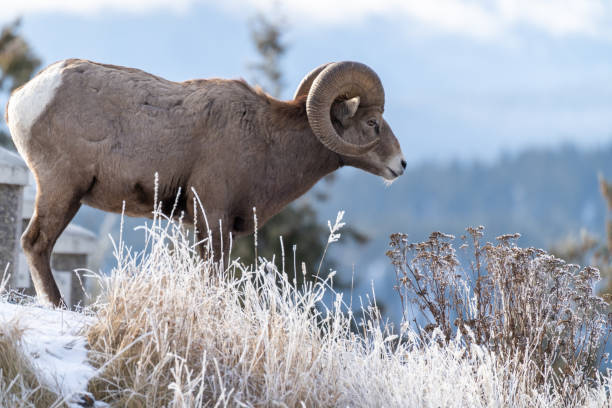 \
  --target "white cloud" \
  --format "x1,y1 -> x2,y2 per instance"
1,0 -> 611,40
496,0 -> 607,36
0,0 -> 194,20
